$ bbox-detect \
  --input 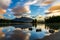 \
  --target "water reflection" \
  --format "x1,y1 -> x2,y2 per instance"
0,23 -> 60,40
45,23 -> 60,33
45,23 -> 60,30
